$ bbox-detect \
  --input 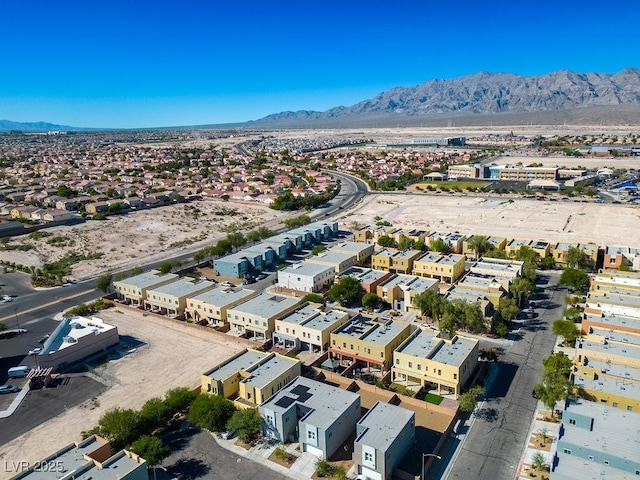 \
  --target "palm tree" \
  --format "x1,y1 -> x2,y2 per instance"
467,235 -> 491,259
